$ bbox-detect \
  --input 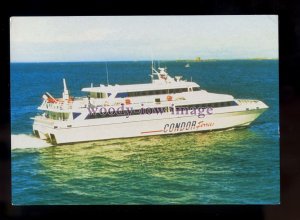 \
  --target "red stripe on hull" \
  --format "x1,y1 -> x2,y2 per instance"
141,130 -> 164,134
